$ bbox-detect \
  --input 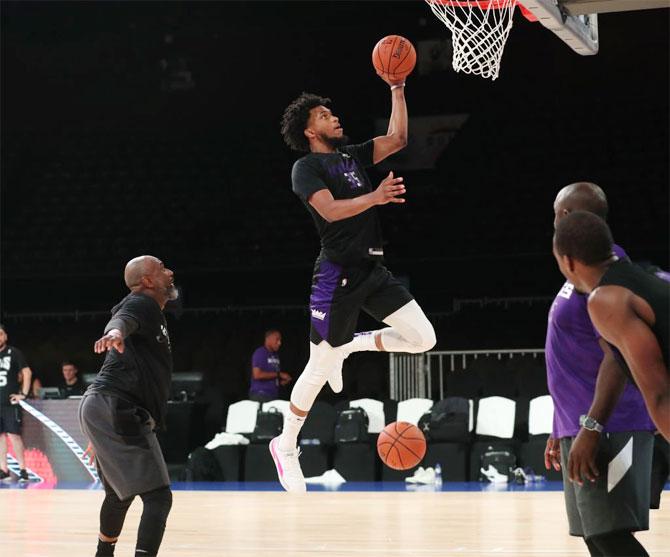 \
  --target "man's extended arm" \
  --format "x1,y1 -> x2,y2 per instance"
252,367 -> 279,381
589,287 -> 670,440
372,85 -> 408,164
94,314 -> 140,354
309,171 -> 405,223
